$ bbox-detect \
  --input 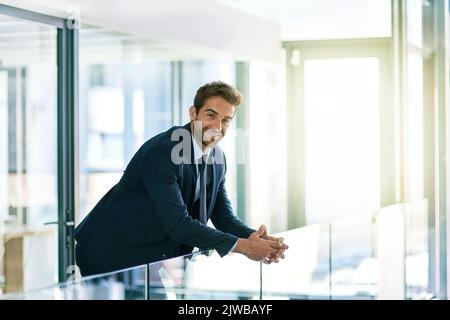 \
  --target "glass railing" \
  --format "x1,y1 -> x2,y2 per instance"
329,215 -> 376,299
0,200 -> 432,300
261,224 -> 331,299
1,263 -> 149,300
